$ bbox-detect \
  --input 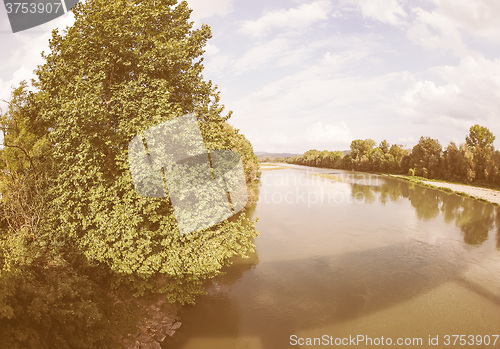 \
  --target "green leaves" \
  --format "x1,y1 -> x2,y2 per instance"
1,0 -> 260,312
410,137 -> 442,178
466,125 -> 495,153
466,125 -> 496,180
